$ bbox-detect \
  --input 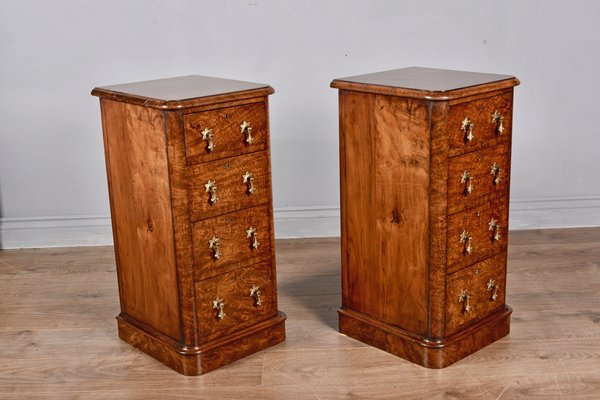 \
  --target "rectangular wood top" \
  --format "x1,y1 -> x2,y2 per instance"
92,75 -> 274,110
331,67 -> 519,100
